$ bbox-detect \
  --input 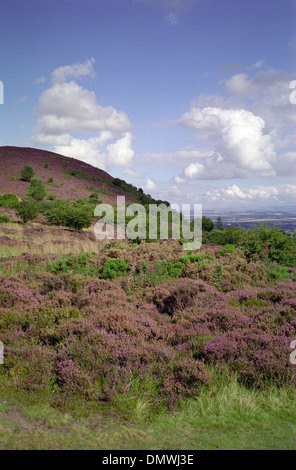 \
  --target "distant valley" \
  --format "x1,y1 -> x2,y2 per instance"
205,210 -> 296,233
